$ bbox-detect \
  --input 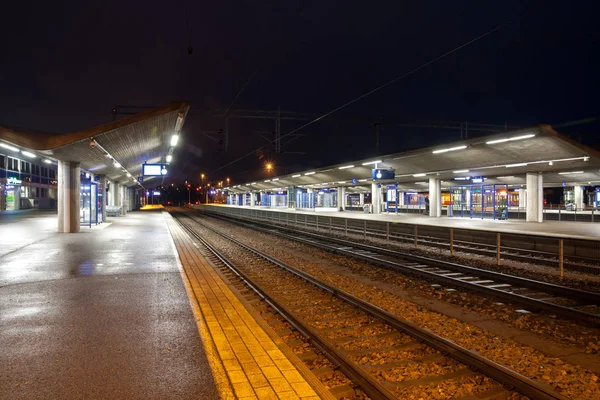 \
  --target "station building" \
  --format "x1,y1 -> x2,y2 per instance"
0,149 -> 58,210
222,125 -> 600,223
0,102 -> 189,231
